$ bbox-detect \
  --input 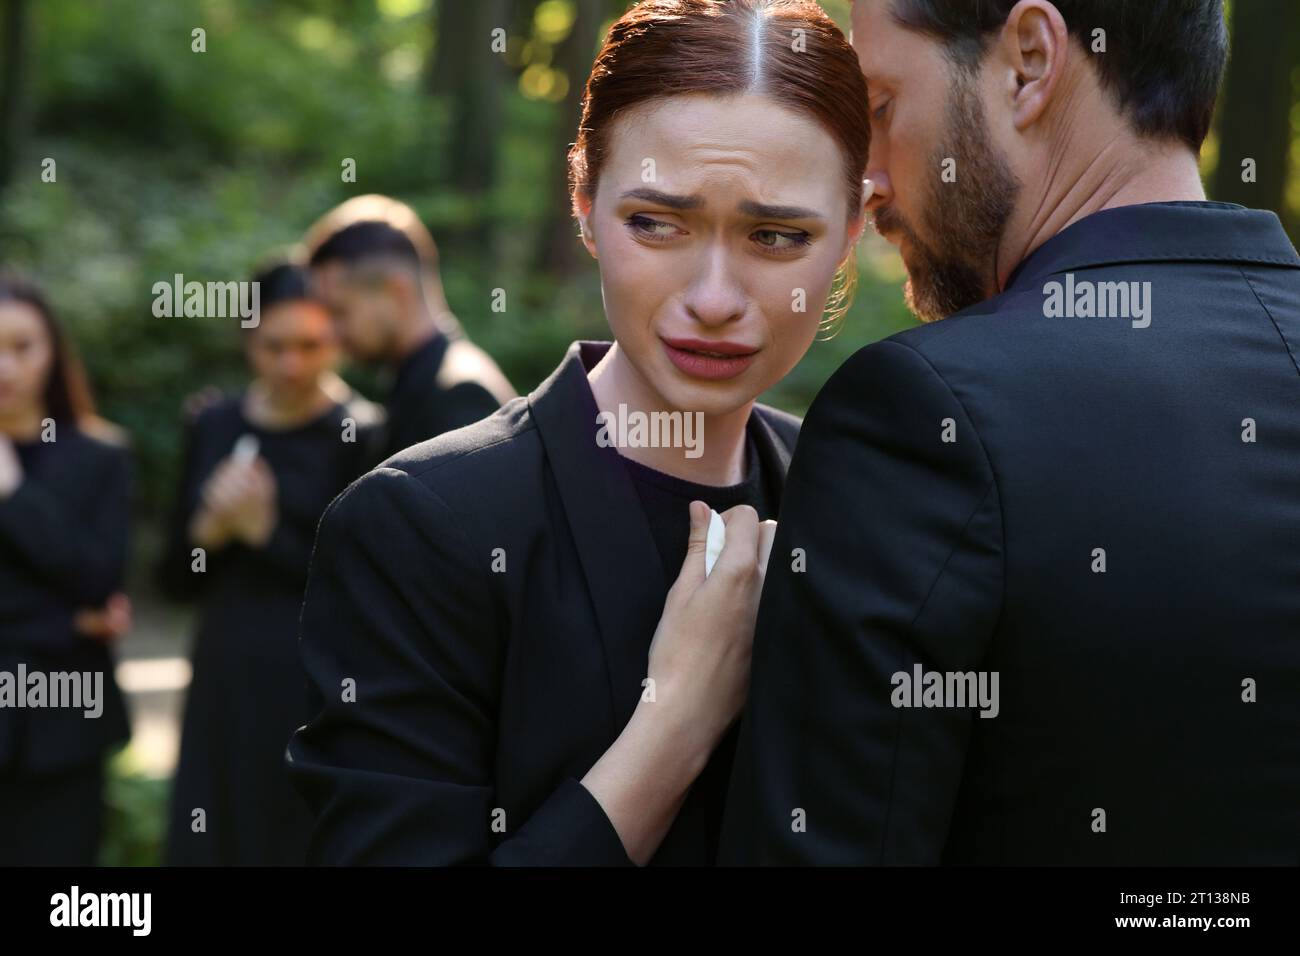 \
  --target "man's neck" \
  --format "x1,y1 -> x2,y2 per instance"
996,134 -> 1207,291
392,309 -> 446,366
